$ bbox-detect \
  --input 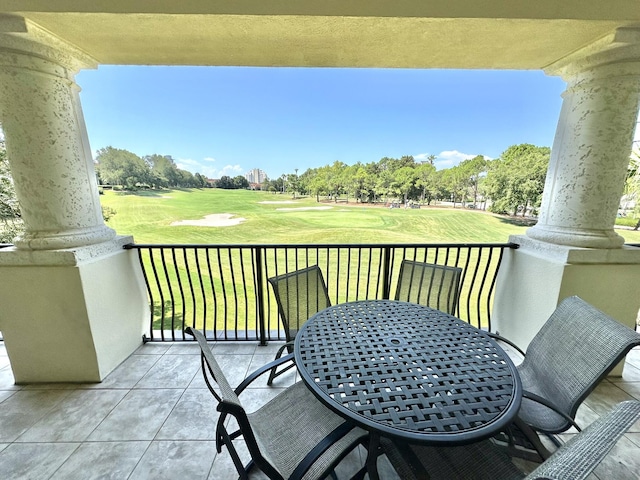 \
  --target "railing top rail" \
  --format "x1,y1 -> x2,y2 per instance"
124,242 -> 520,249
